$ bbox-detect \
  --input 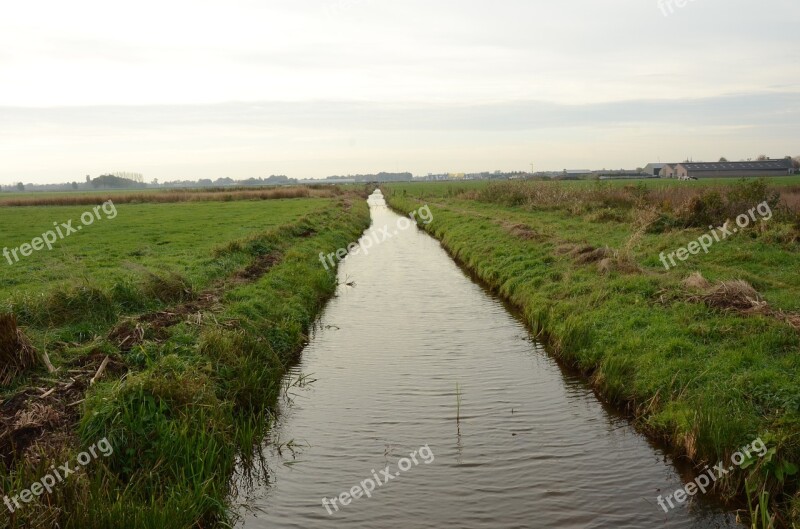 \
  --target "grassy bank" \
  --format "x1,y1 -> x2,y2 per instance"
384,179 -> 800,527
0,193 -> 371,528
